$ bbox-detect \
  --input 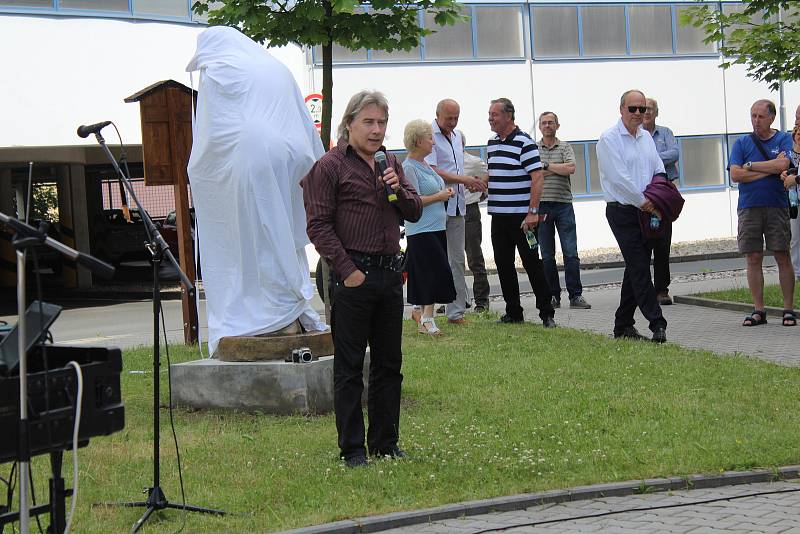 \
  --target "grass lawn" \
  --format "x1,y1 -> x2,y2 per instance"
696,283 -> 800,310
18,313 -> 800,532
